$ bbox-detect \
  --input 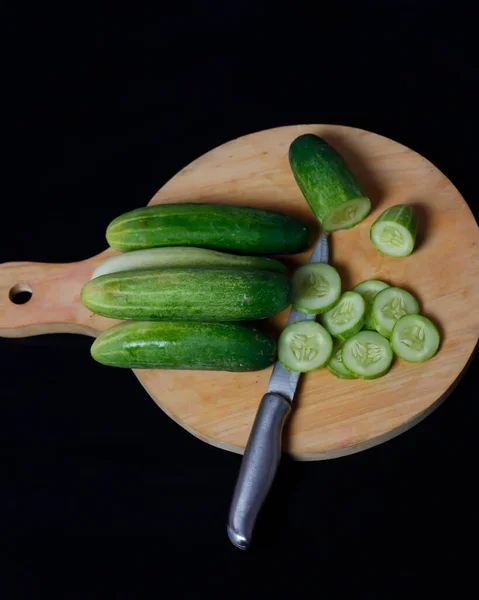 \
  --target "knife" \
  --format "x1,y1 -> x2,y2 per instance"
227,233 -> 329,550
